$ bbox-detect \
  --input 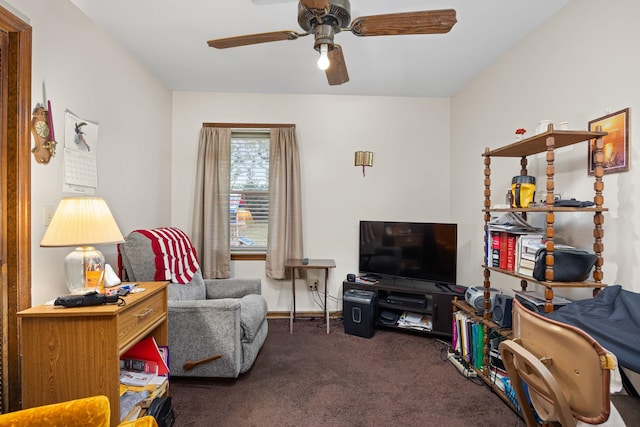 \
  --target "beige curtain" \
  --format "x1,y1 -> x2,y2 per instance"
266,127 -> 304,279
192,127 -> 231,278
